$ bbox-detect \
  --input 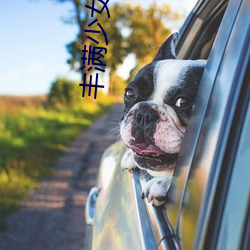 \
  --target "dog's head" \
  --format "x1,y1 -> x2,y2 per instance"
120,33 -> 206,174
